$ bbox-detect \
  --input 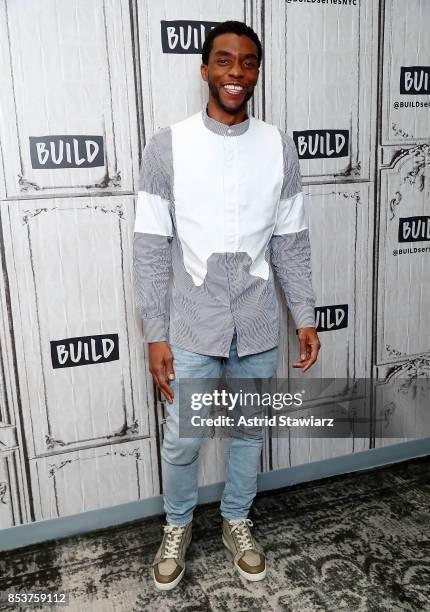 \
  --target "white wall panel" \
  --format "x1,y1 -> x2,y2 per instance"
382,0 -> 430,145
0,0 -> 138,198
372,359 -> 430,449
264,0 -> 378,182
268,423 -> 369,474
1,195 -> 156,457
30,438 -> 158,520
277,182 -> 373,382
376,144 -> 430,363
264,182 -> 374,473
0,451 -> 28,529
0,236 -> 31,527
